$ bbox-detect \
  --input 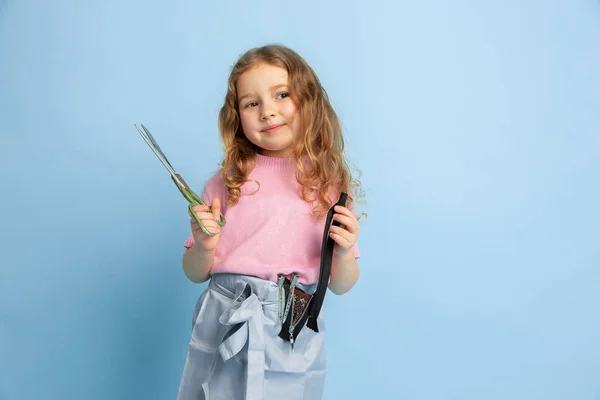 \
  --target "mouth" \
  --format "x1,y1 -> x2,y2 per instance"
262,124 -> 284,133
